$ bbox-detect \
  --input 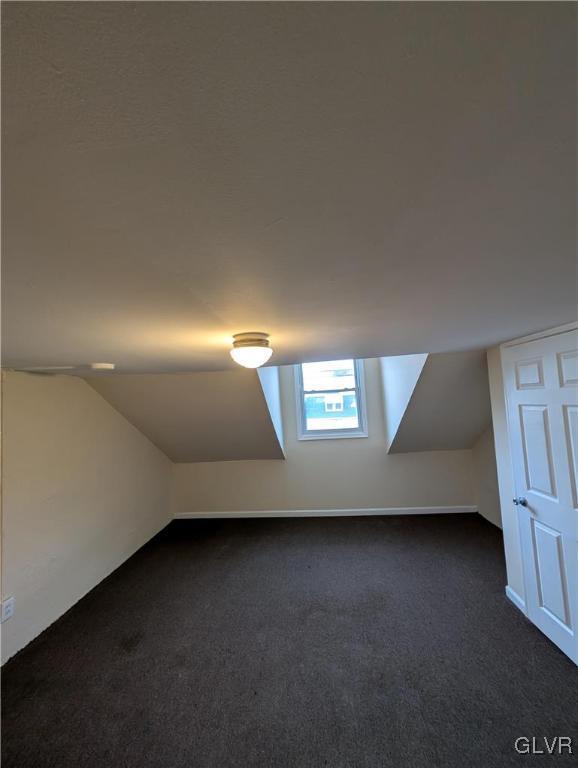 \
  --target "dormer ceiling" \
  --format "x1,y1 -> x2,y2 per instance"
2,3 -> 575,373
